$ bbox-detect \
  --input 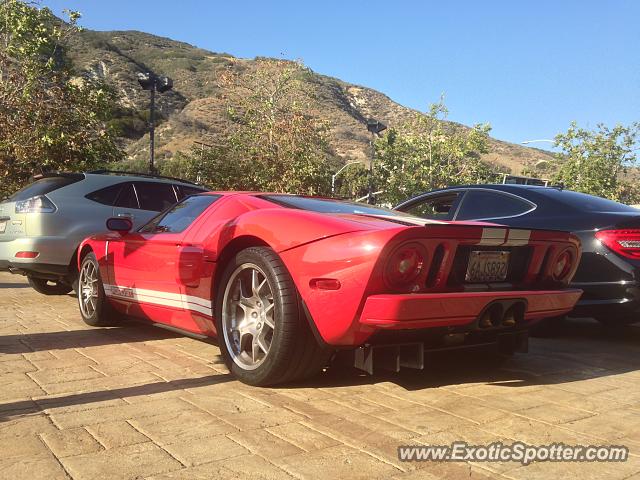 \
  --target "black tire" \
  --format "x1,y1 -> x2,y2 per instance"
595,314 -> 638,327
215,247 -> 331,386
27,277 -> 72,295
77,252 -> 118,327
